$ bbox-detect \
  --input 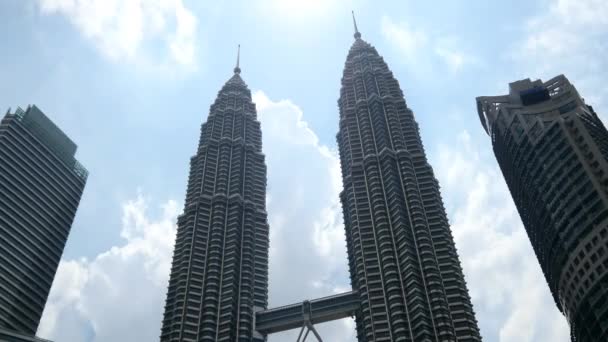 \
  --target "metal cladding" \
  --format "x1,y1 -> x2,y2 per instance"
477,75 -> 608,341
337,36 -> 481,341
160,71 -> 269,342
0,106 -> 87,336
